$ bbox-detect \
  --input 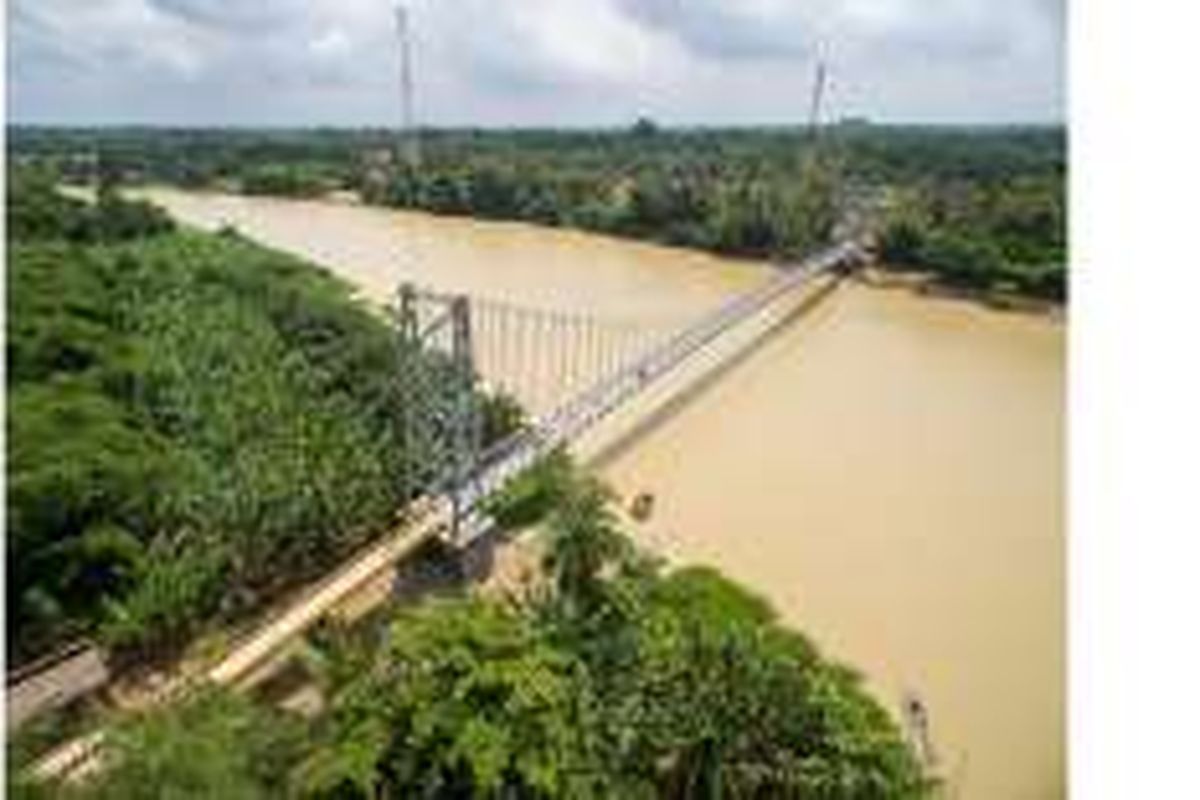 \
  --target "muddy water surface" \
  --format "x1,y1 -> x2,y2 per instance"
143,188 -> 1064,799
